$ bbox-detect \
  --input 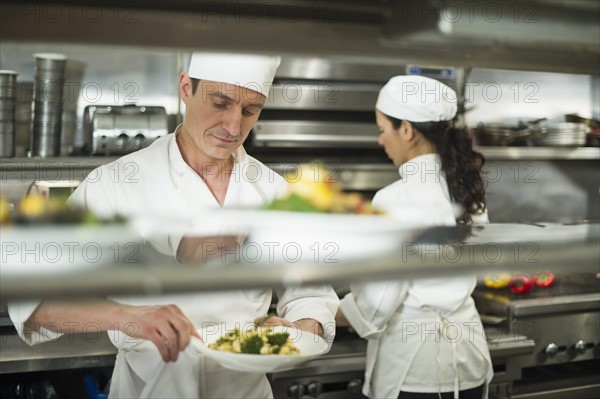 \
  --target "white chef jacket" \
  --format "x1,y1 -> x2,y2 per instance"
339,153 -> 492,399
9,131 -> 339,399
